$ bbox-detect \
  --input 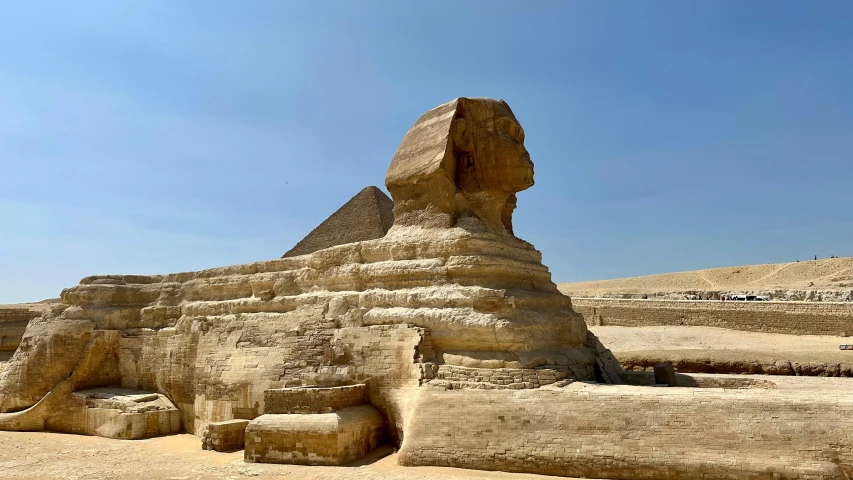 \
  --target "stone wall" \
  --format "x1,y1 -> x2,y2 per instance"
399,385 -> 853,479
572,298 -> 853,336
